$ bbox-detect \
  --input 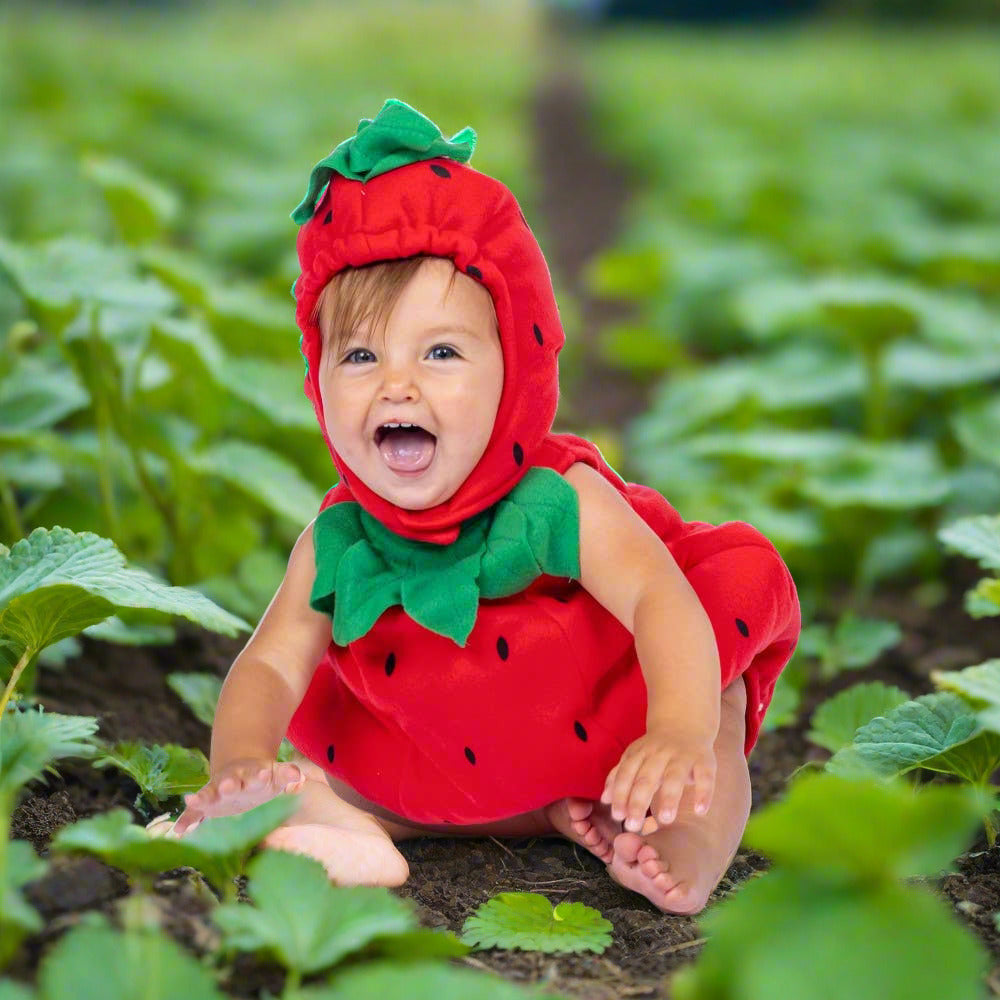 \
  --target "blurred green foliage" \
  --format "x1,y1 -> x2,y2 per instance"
579,27 -> 1000,597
